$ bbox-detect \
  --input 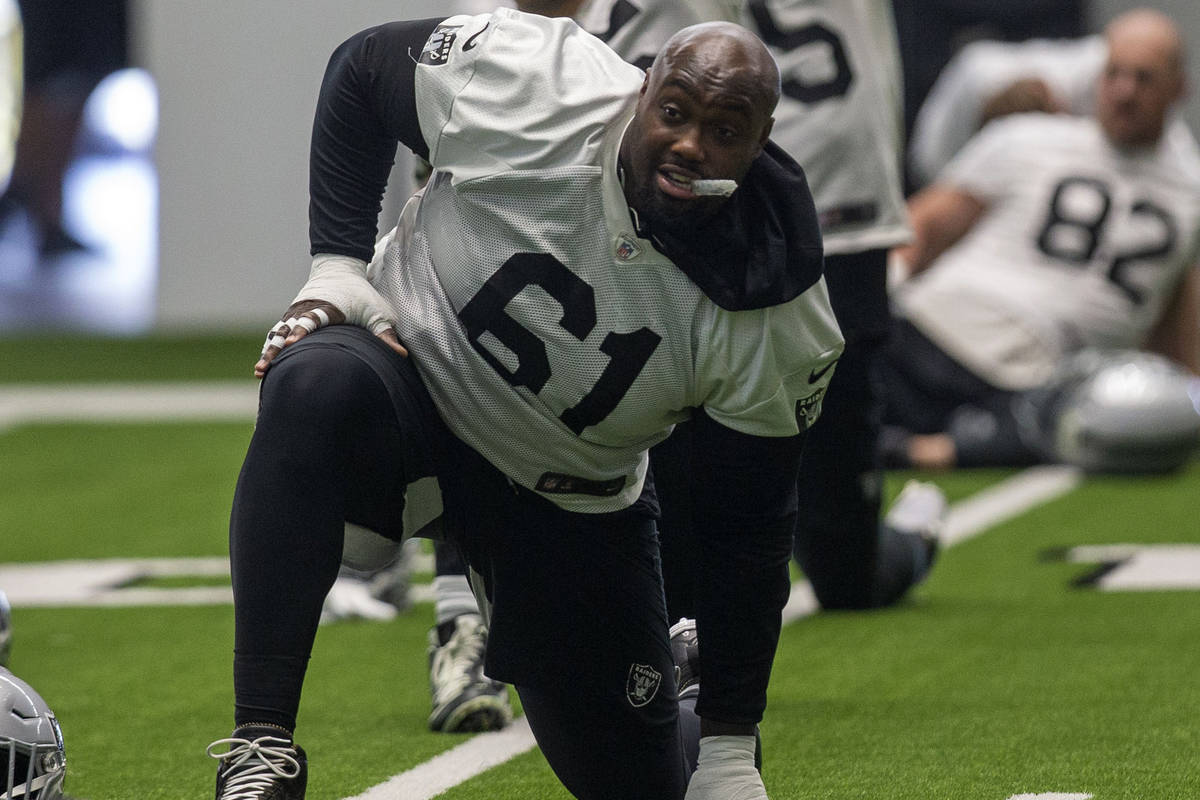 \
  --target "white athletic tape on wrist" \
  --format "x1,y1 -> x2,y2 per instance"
293,254 -> 397,336
686,735 -> 765,800
697,735 -> 757,761
367,315 -> 393,336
